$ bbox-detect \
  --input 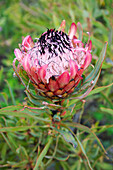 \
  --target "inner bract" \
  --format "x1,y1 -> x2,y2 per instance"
27,29 -> 76,81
